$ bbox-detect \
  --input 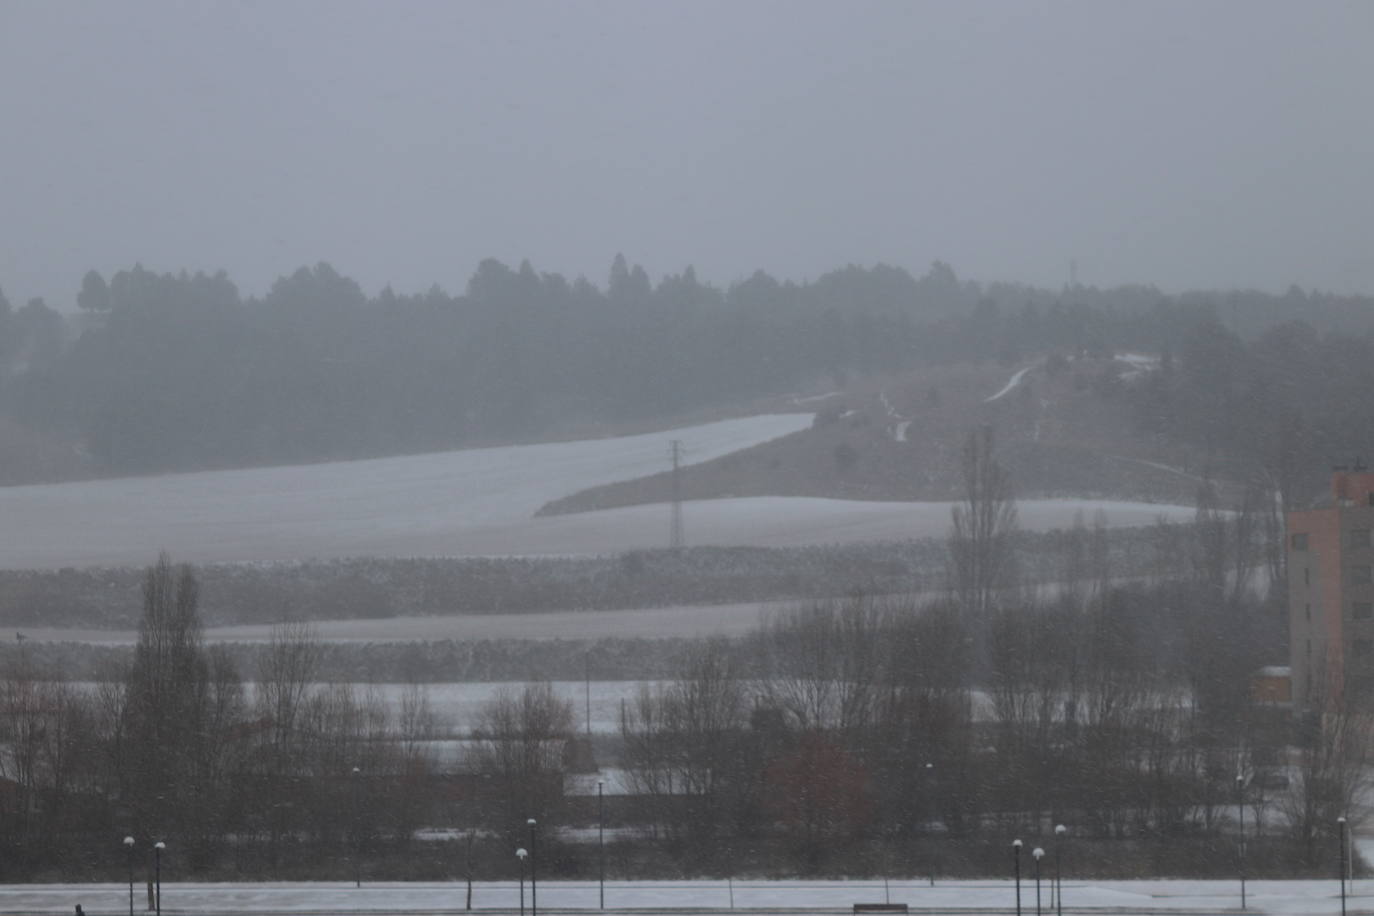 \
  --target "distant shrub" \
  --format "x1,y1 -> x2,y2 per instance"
833,441 -> 859,472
